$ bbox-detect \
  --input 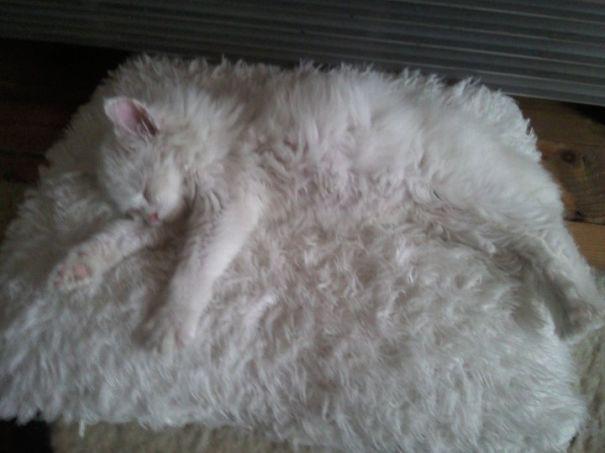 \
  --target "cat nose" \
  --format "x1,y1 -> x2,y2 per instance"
147,212 -> 160,224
